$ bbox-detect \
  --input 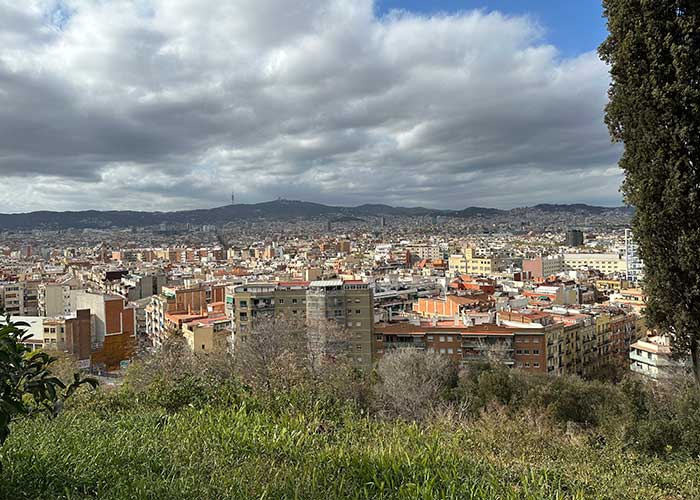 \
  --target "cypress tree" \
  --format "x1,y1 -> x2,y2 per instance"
599,0 -> 700,382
